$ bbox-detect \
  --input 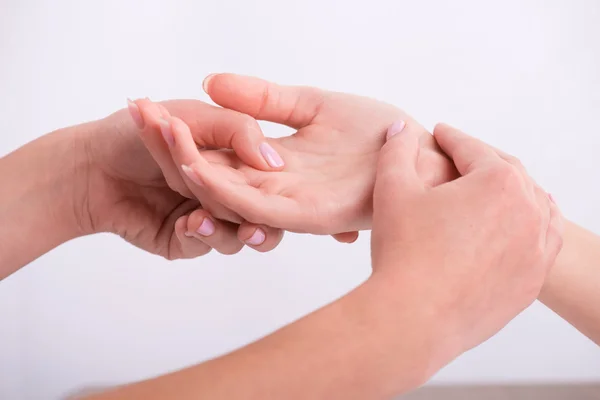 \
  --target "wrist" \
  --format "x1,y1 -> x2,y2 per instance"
0,125 -> 93,276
